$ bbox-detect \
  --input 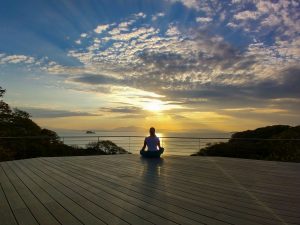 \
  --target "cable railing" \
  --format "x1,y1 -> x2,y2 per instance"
1,135 -> 300,156
57,135 -> 227,155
